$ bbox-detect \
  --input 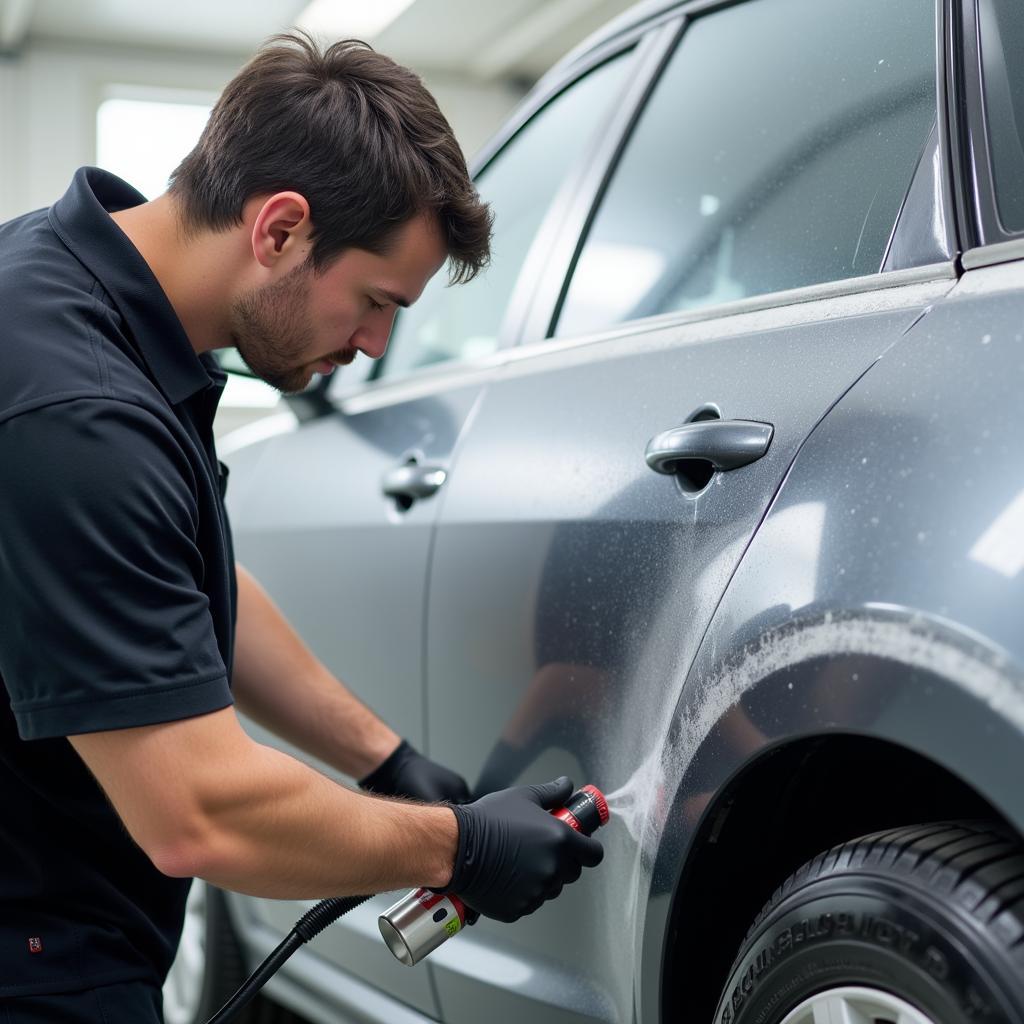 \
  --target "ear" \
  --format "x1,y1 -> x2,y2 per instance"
250,192 -> 312,269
